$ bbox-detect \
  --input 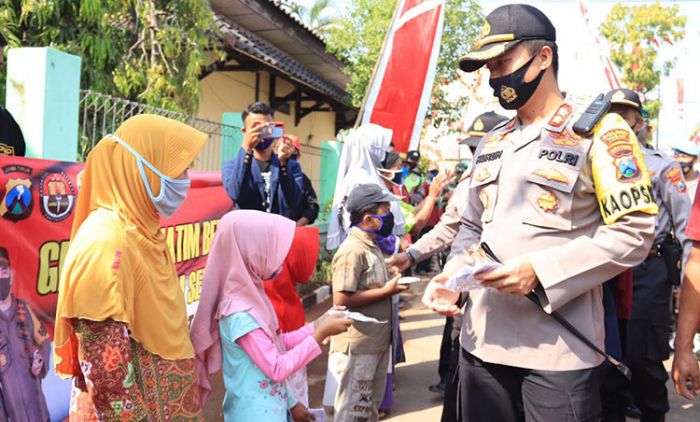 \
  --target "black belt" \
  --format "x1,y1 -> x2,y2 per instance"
648,246 -> 662,257
480,242 -> 632,381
